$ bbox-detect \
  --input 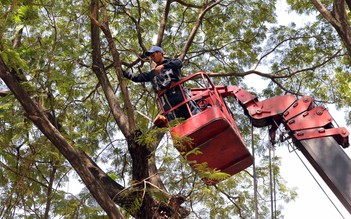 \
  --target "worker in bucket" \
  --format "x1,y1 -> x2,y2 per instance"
122,45 -> 200,126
